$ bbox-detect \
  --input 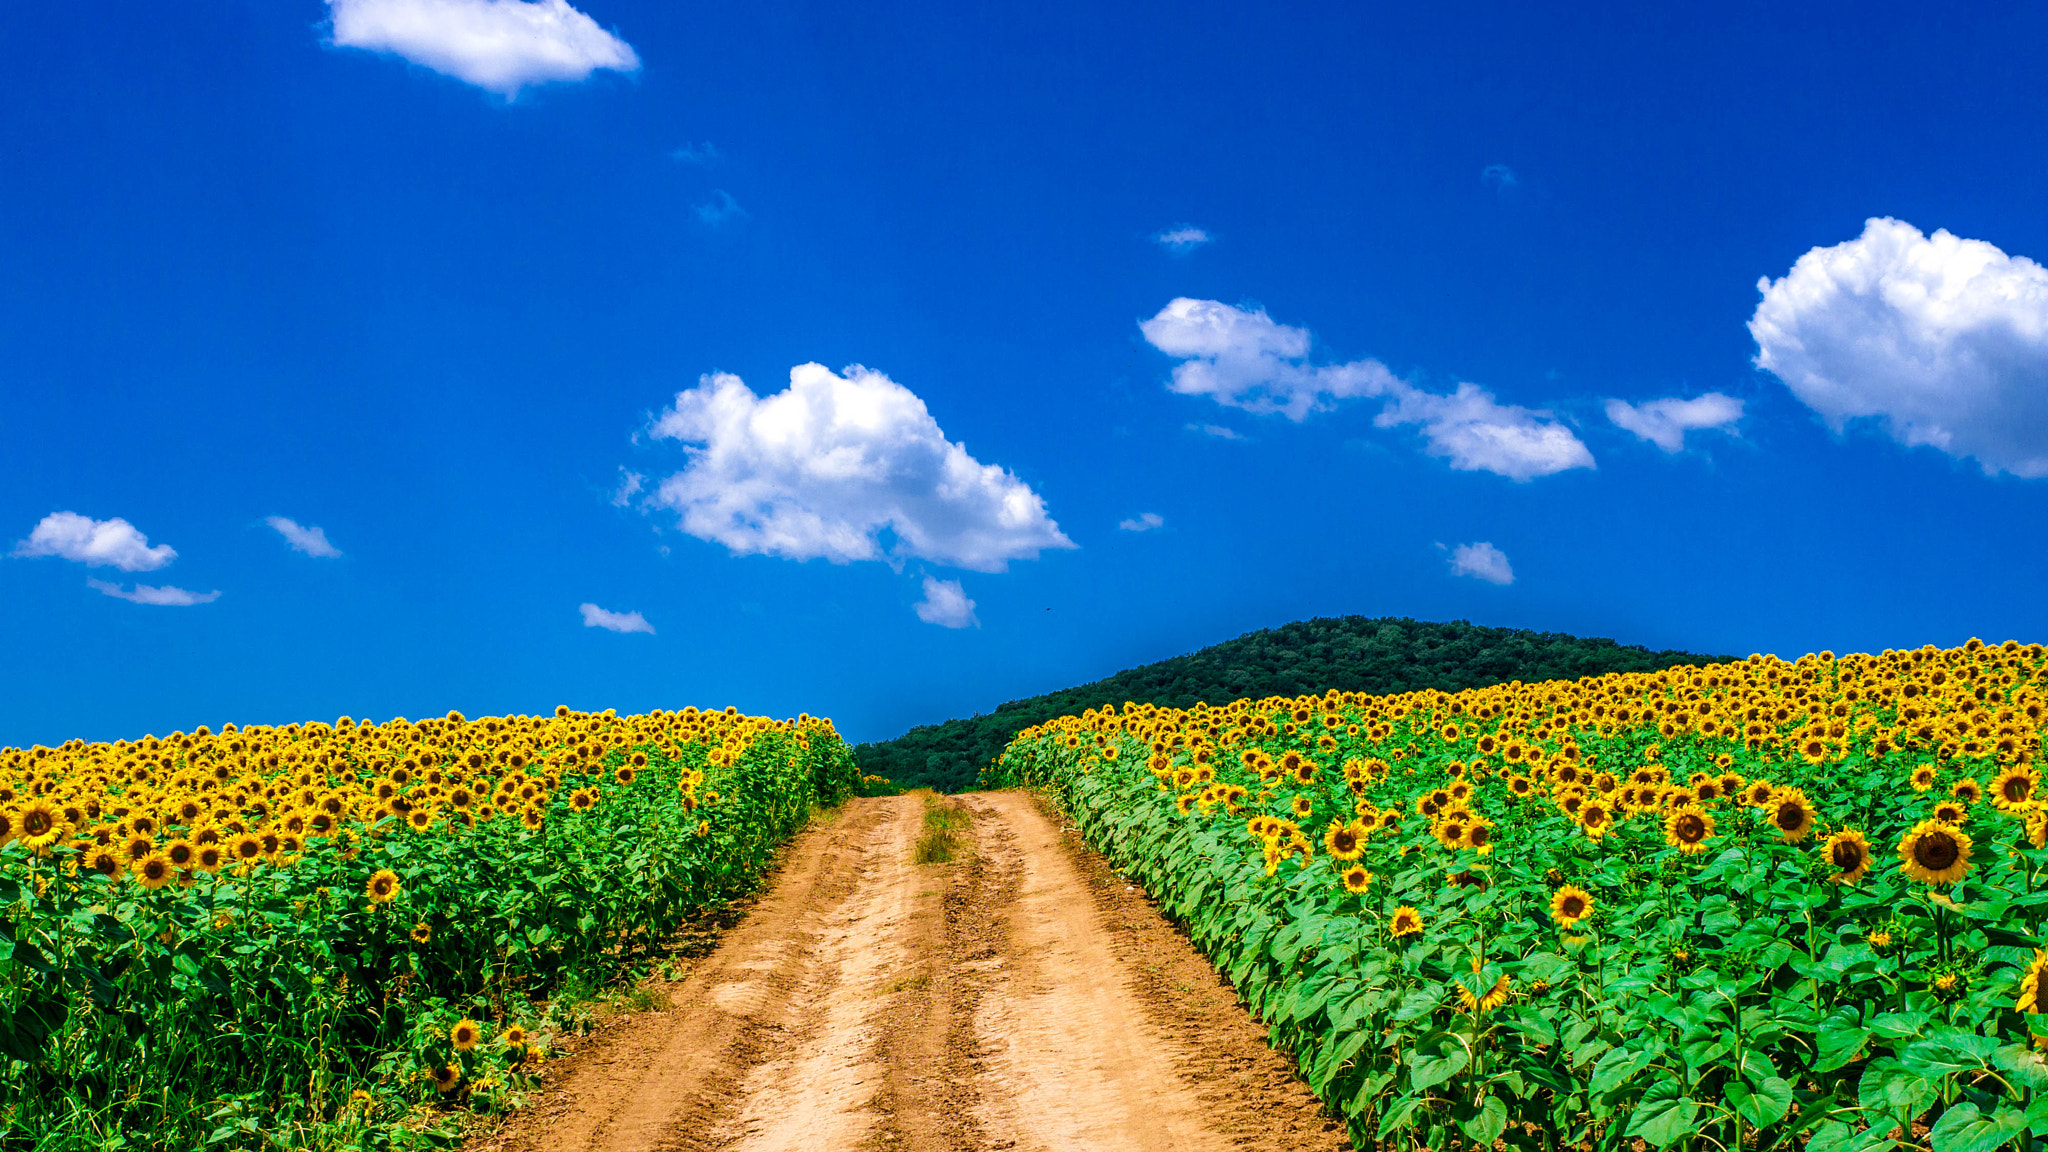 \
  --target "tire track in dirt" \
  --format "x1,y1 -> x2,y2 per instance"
471,791 -> 1345,1152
